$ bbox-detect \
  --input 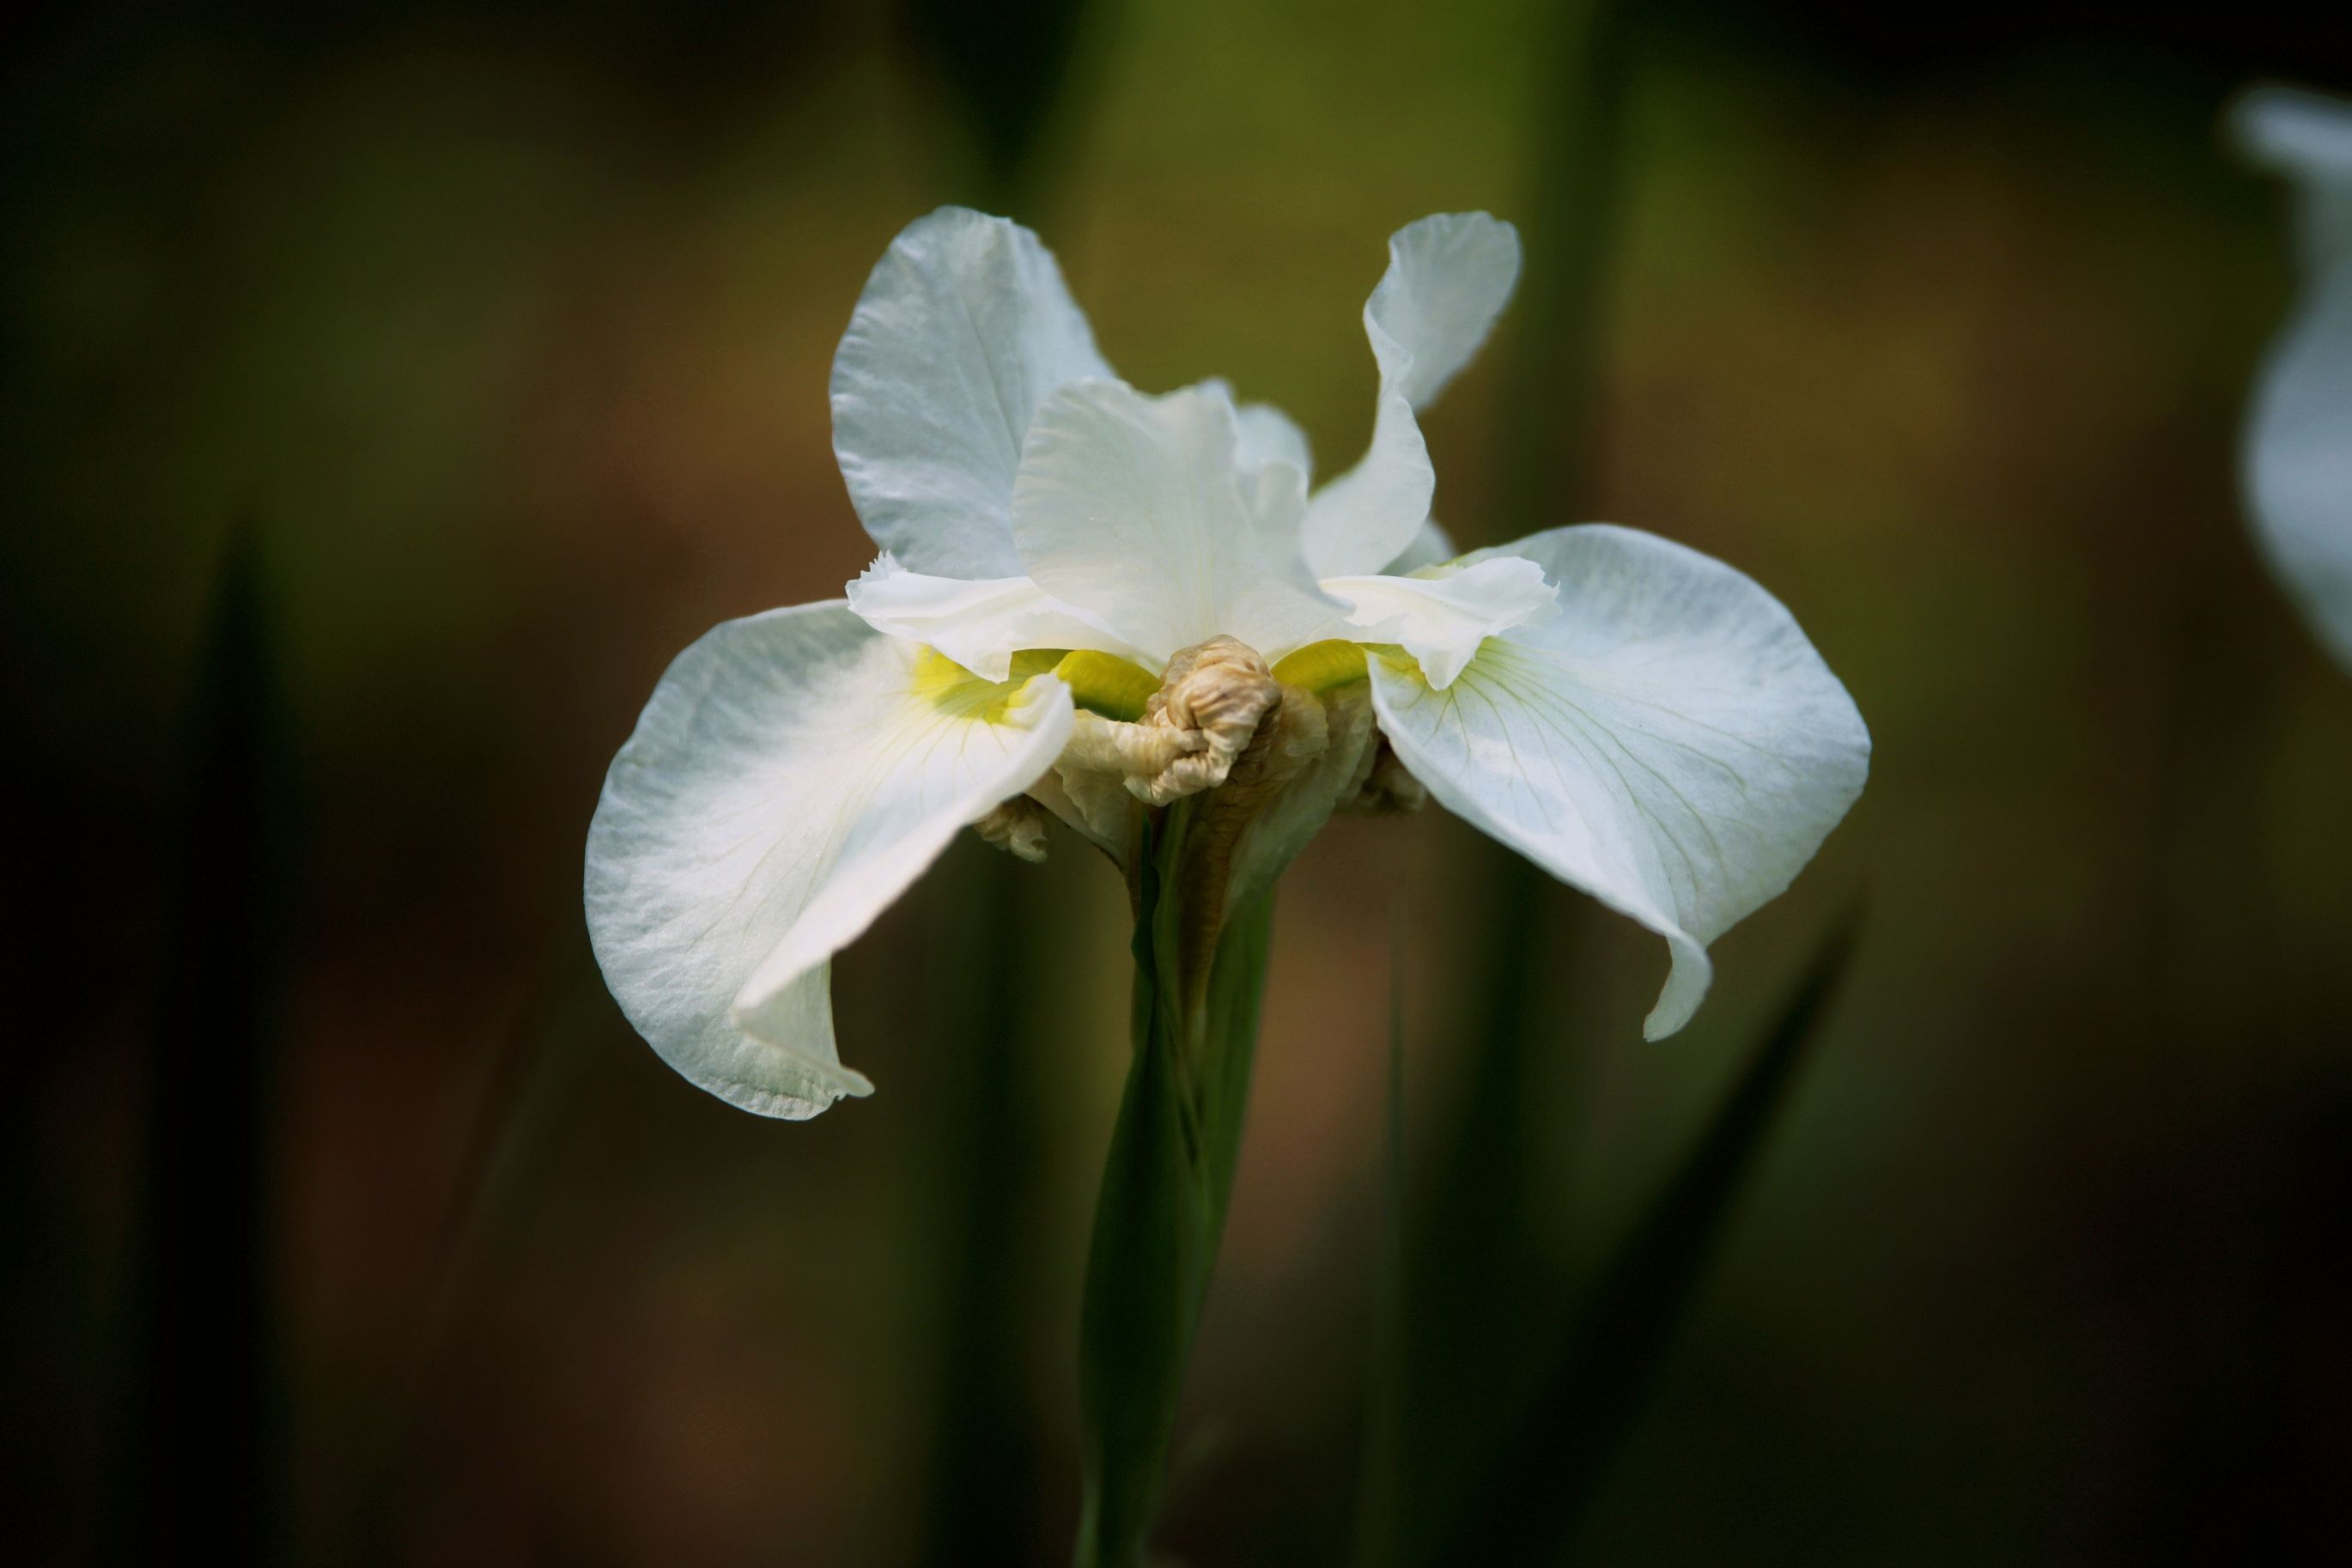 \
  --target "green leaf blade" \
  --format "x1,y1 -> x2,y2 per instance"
1438,909 -> 1863,1566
